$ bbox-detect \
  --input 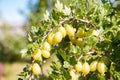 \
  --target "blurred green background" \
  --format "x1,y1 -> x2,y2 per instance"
0,0 -> 119,80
